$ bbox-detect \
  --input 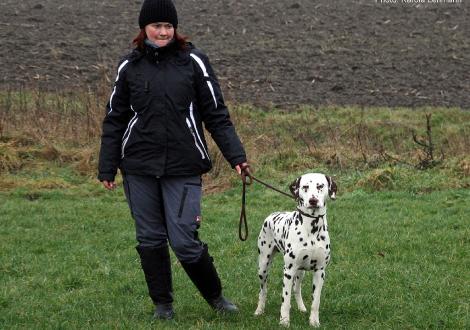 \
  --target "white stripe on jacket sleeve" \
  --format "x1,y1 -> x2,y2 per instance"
121,105 -> 138,158
190,53 -> 217,109
108,59 -> 129,115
